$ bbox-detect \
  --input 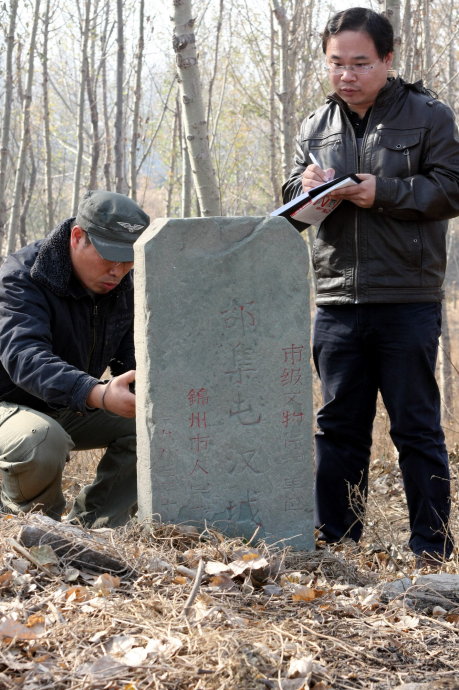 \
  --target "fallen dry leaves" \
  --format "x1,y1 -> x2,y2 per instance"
0,447 -> 456,688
